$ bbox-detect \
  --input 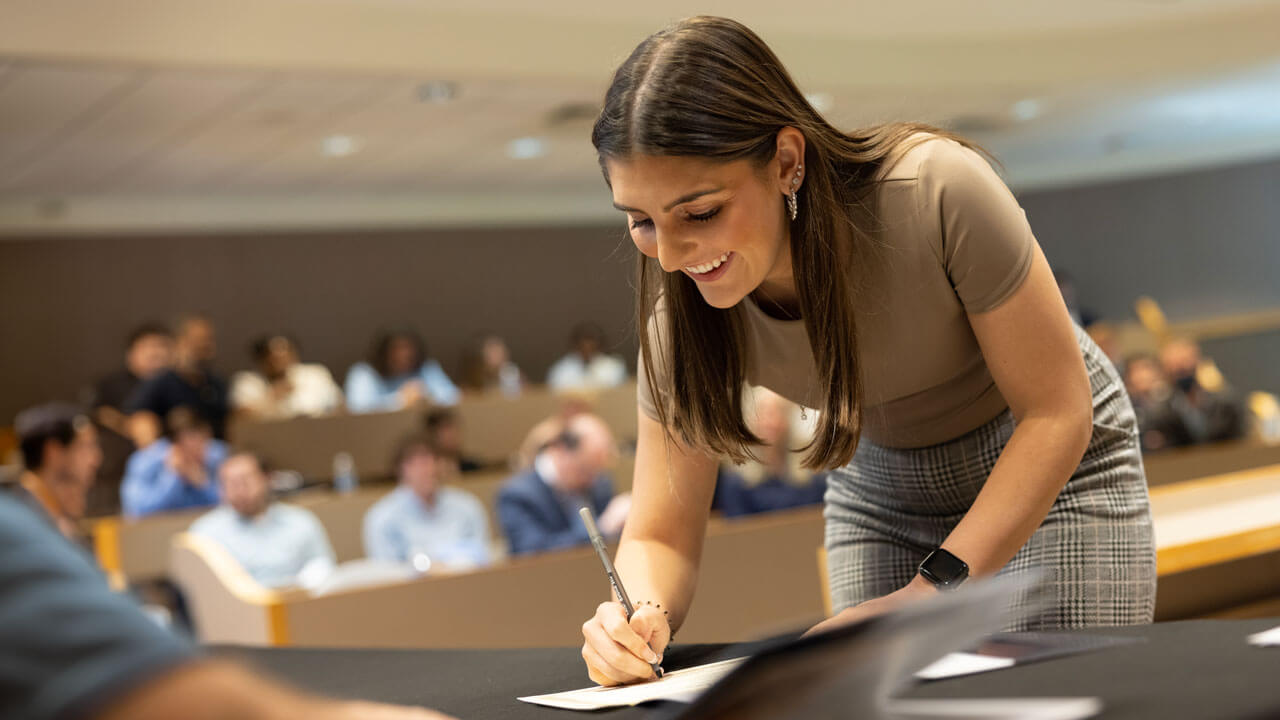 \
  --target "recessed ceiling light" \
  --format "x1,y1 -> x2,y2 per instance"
1012,99 -> 1043,122
417,81 -> 458,104
805,92 -> 834,114
506,137 -> 548,160
321,135 -> 361,157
